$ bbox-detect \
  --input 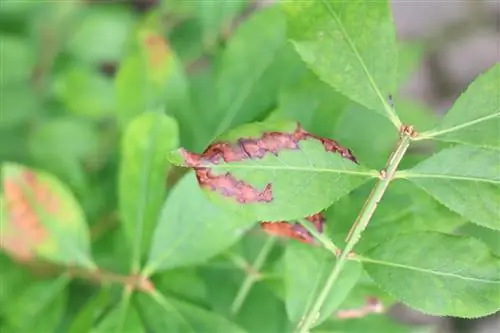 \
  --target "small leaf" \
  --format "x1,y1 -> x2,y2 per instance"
420,64 -> 500,149
284,242 -> 362,327
145,172 -> 255,274
1,163 -> 95,268
168,120 -> 375,222
397,145 -> 500,230
137,292 -> 246,333
362,231 -> 500,318
2,275 -> 69,332
283,0 -> 400,126
119,112 -> 179,270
